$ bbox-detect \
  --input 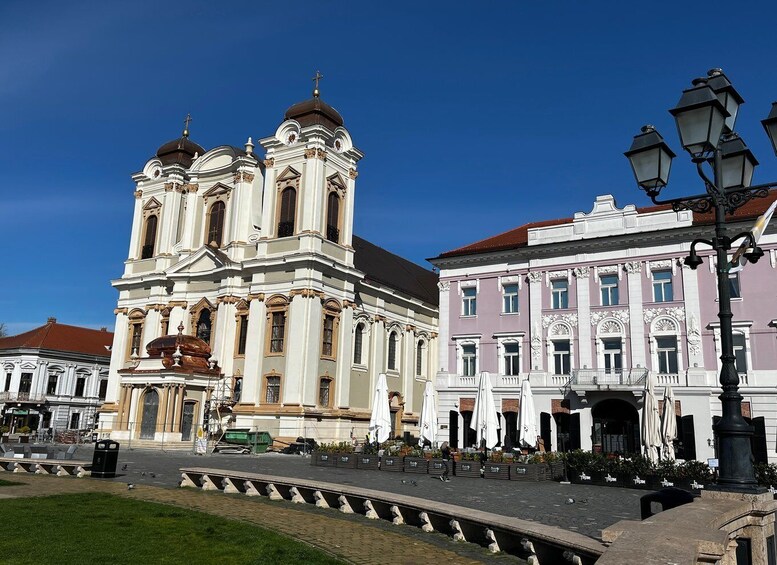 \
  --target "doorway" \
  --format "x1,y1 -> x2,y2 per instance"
591,398 -> 639,455
181,402 -> 195,442
140,388 -> 159,440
